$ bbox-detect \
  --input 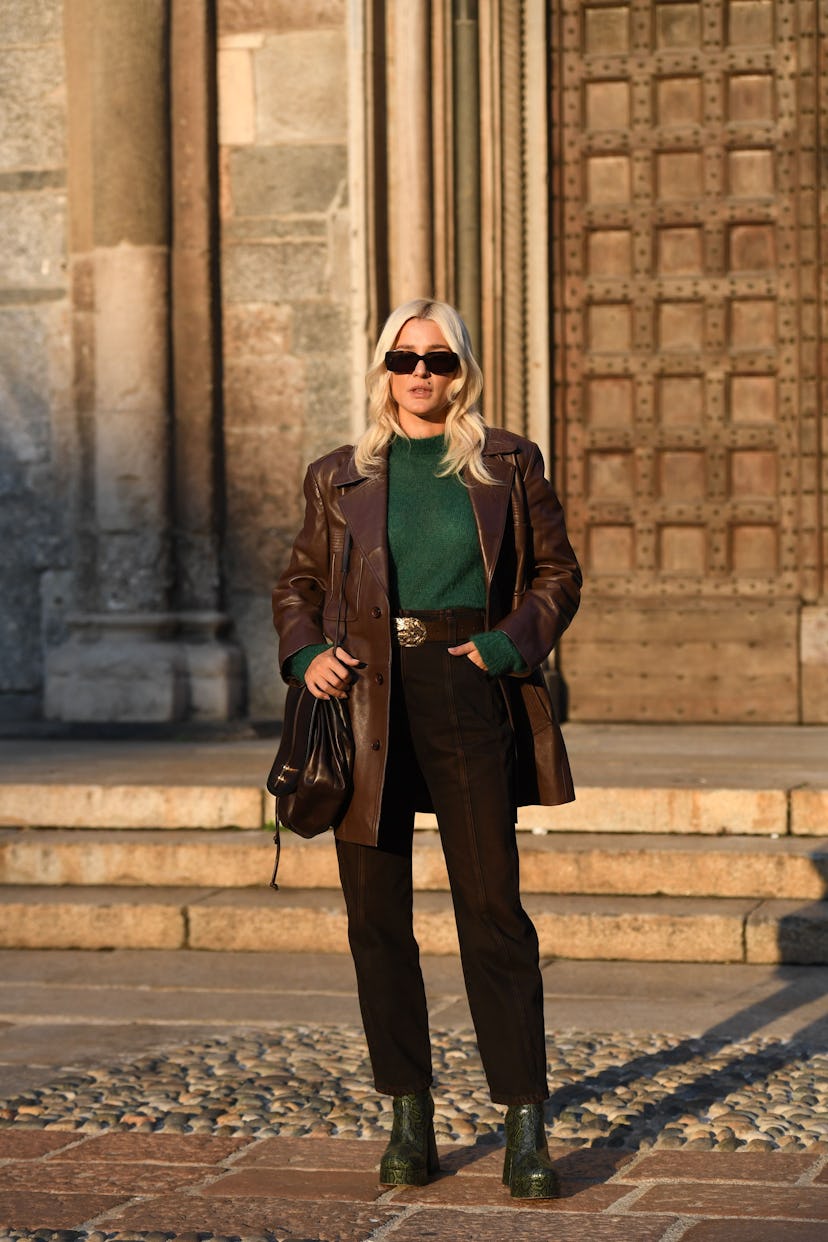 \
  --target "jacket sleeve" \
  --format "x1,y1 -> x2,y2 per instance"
494,443 -> 582,671
271,464 -> 332,680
